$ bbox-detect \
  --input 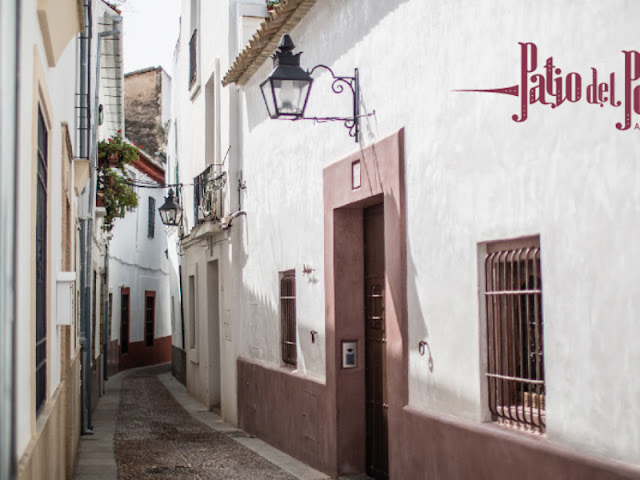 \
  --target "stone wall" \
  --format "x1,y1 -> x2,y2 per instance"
124,67 -> 162,155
